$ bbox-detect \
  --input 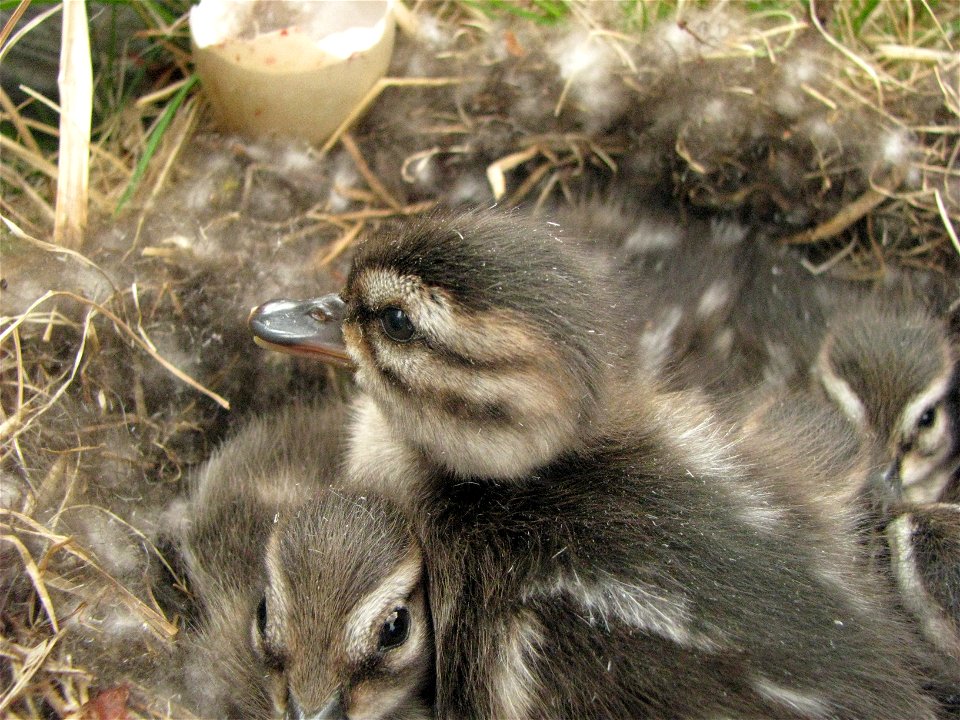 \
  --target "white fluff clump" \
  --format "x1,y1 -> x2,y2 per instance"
549,30 -> 628,130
